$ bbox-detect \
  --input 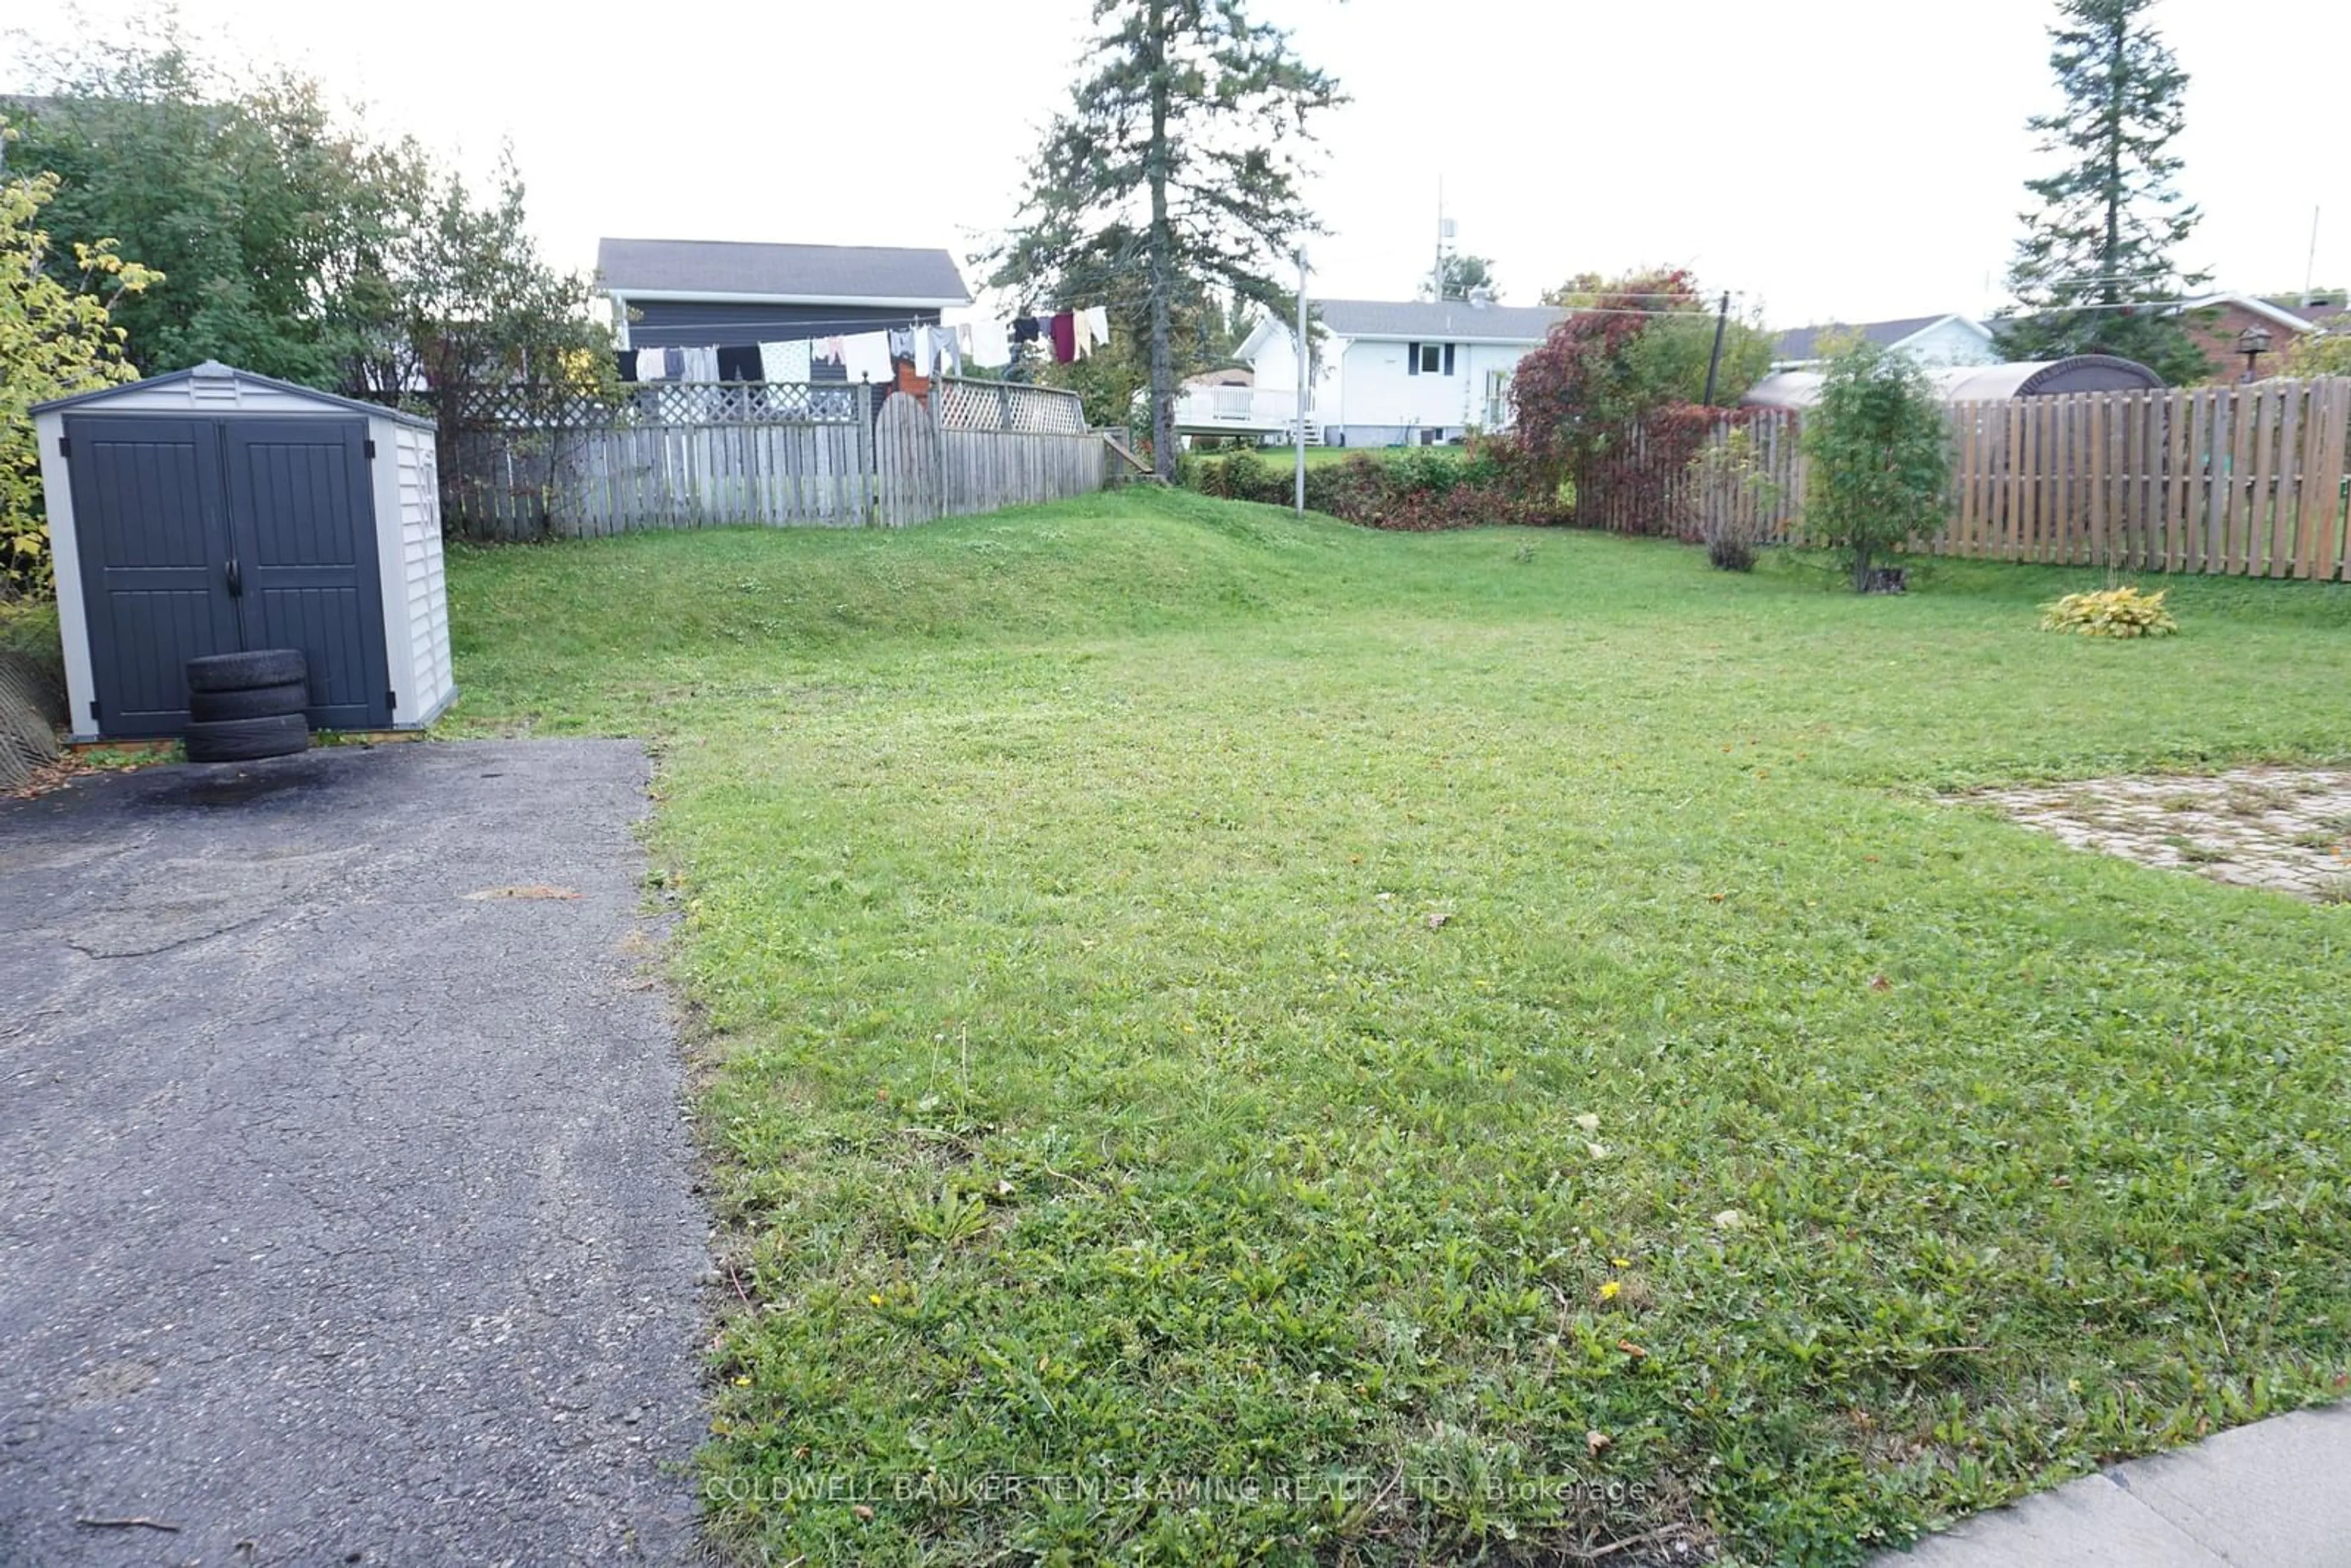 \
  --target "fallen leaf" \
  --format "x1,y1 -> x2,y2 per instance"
1713,1209 -> 1745,1230
1574,1112 -> 1600,1133
1587,1430 -> 1612,1457
1868,974 -> 1891,991
853,1504 -> 874,1521
1618,1339 -> 1648,1360
1425,911 -> 1452,930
